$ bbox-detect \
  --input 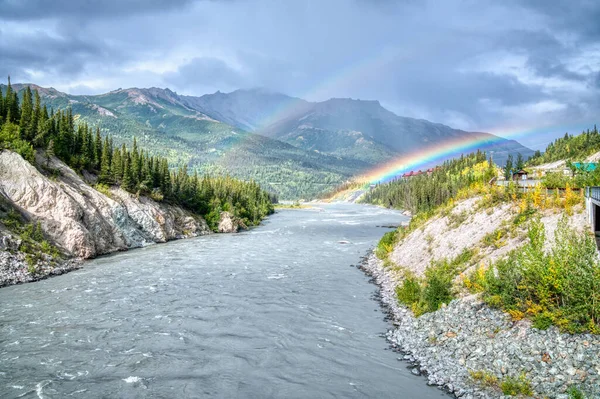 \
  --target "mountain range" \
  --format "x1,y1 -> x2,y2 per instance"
7,84 -> 533,199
